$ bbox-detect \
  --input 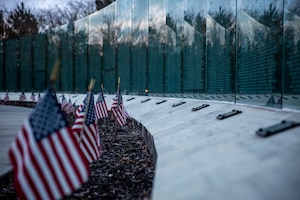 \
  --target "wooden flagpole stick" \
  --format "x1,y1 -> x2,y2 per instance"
116,77 -> 121,112
47,60 -> 60,102
115,77 -> 122,127
101,83 -> 108,124
117,77 -> 120,94
50,60 -> 60,85
79,79 -> 96,144
113,77 -> 121,146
